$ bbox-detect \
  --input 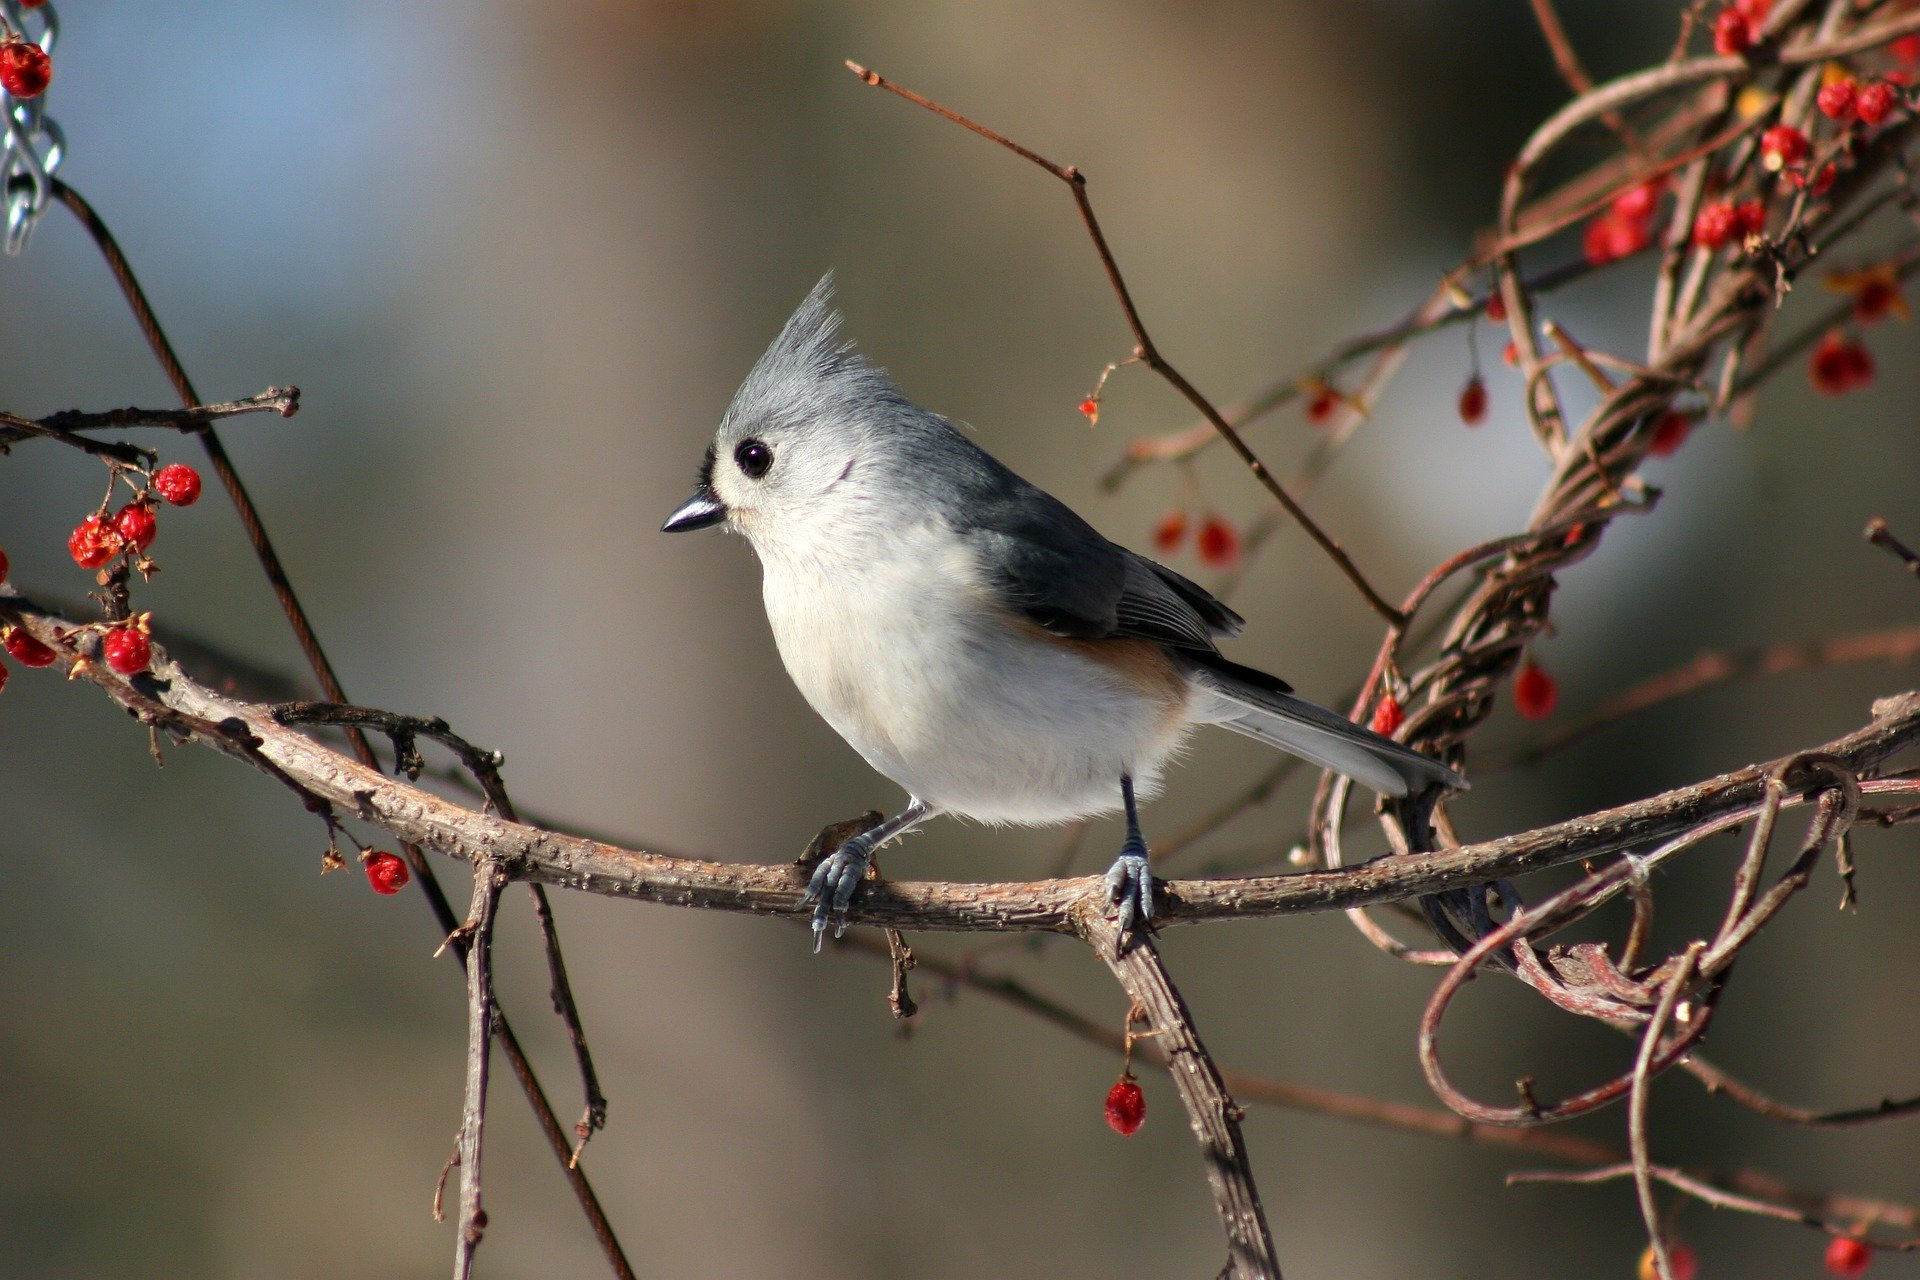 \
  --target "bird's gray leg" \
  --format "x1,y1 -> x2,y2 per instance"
1103,775 -> 1154,952
802,797 -> 933,951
